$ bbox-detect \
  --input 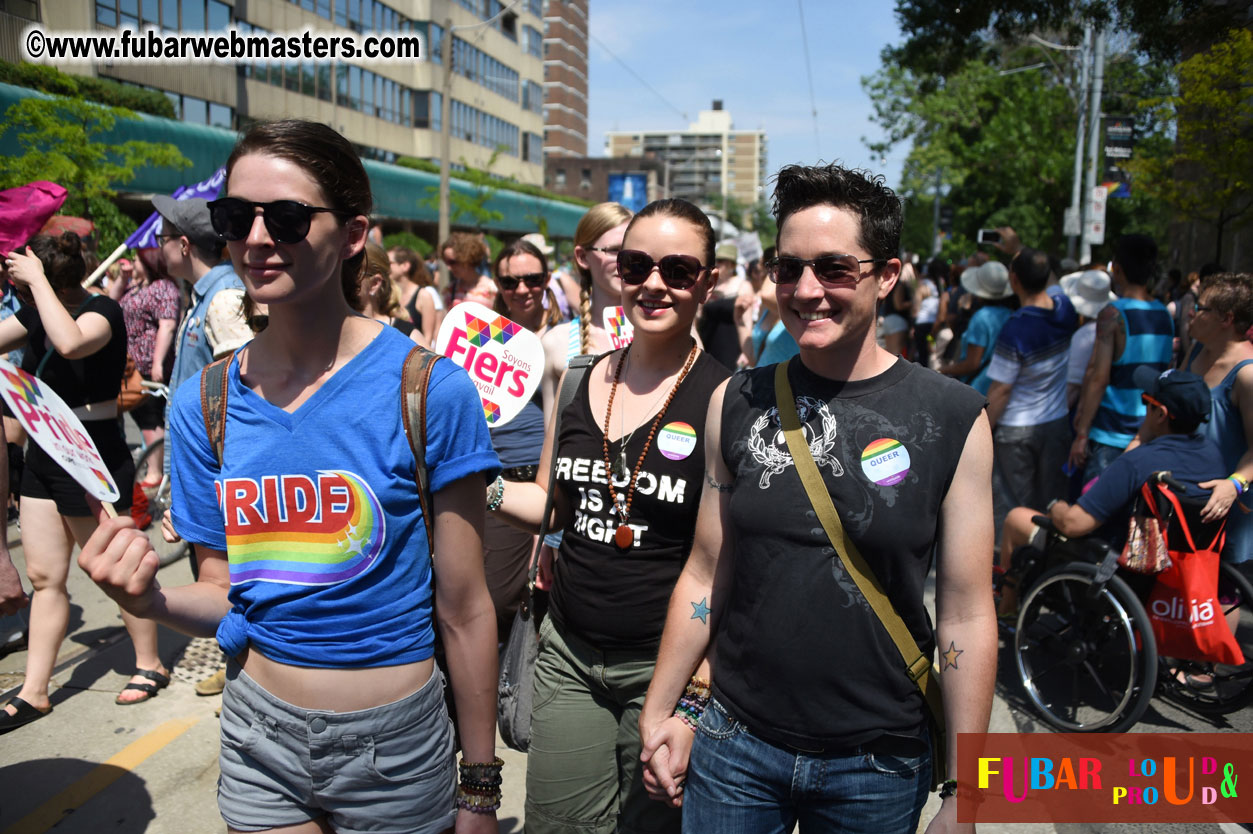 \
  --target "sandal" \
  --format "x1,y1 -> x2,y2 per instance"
0,697 -> 51,734
115,668 -> 171,705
